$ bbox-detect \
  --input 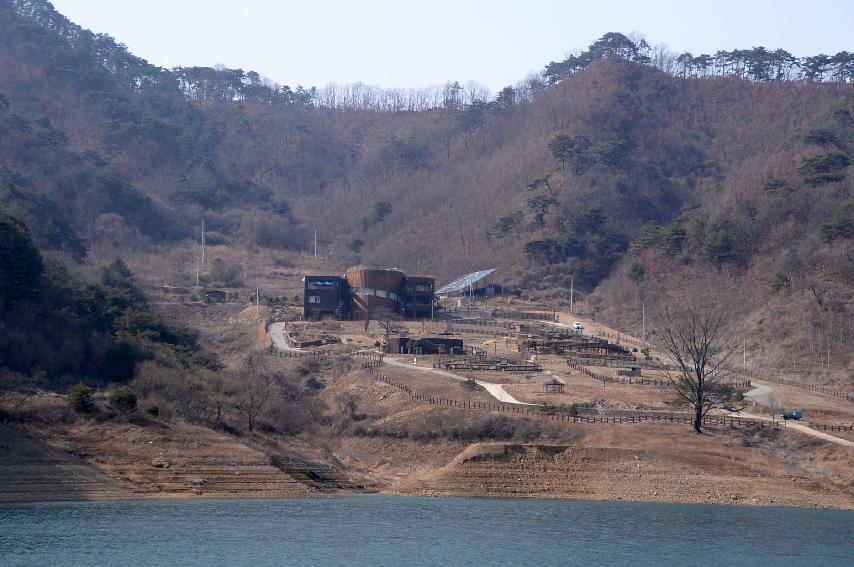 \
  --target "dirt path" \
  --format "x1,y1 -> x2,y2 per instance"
547,317 -> 853,448
384,358 -> 532,405
744,382 -> 774,406
785,421 -> 854,447
269,322 -> 301,352
736,381 -> 854,447
730,409 -> 854,448
547,313 -> 854,447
